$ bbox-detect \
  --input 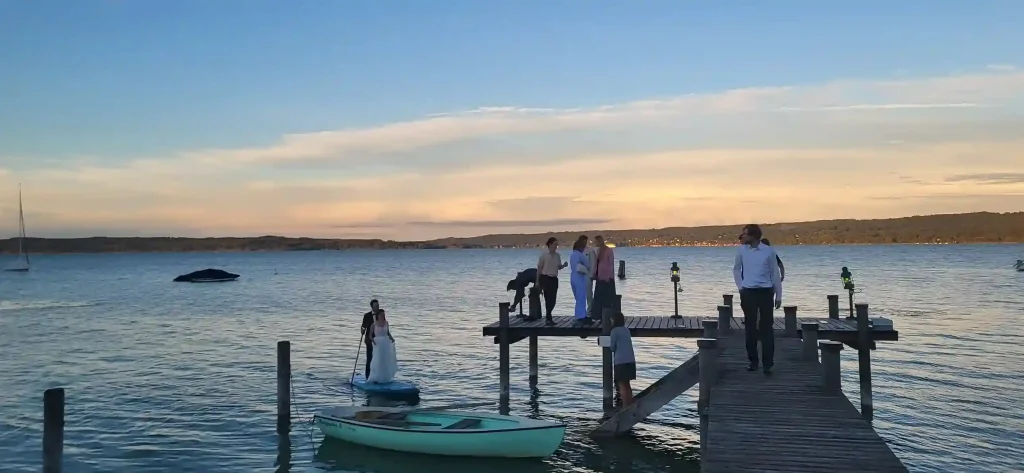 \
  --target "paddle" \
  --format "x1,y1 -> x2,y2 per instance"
349,331 -> 365,383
